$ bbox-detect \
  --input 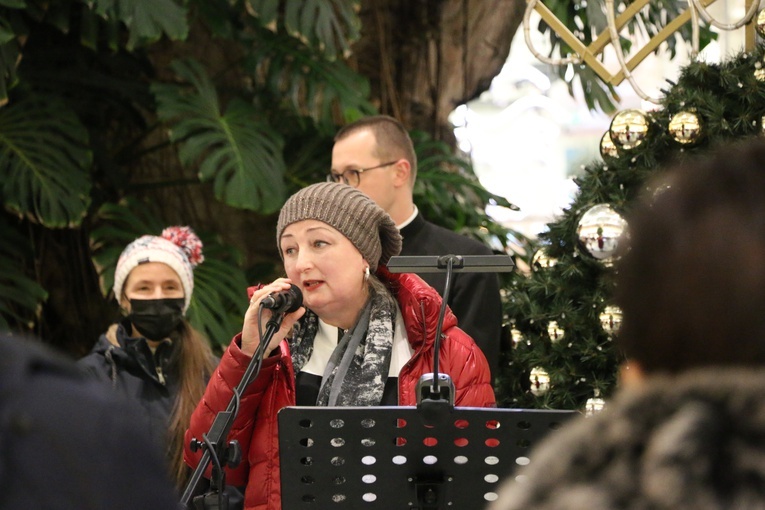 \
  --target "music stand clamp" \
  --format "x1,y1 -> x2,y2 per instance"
417,373 -> 455,425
